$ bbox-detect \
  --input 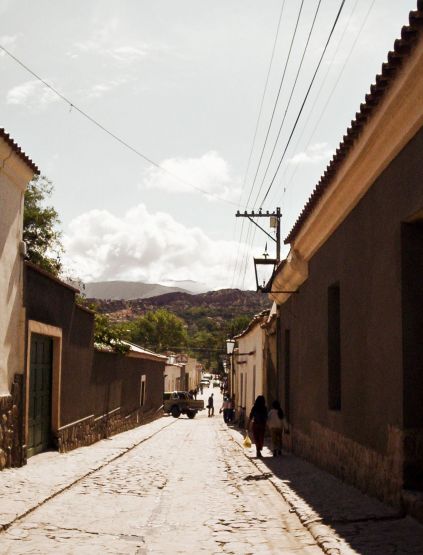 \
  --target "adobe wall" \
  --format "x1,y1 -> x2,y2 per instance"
23,264 -> 165,458
57,353 -> 164,452
279,128 -> 423,504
